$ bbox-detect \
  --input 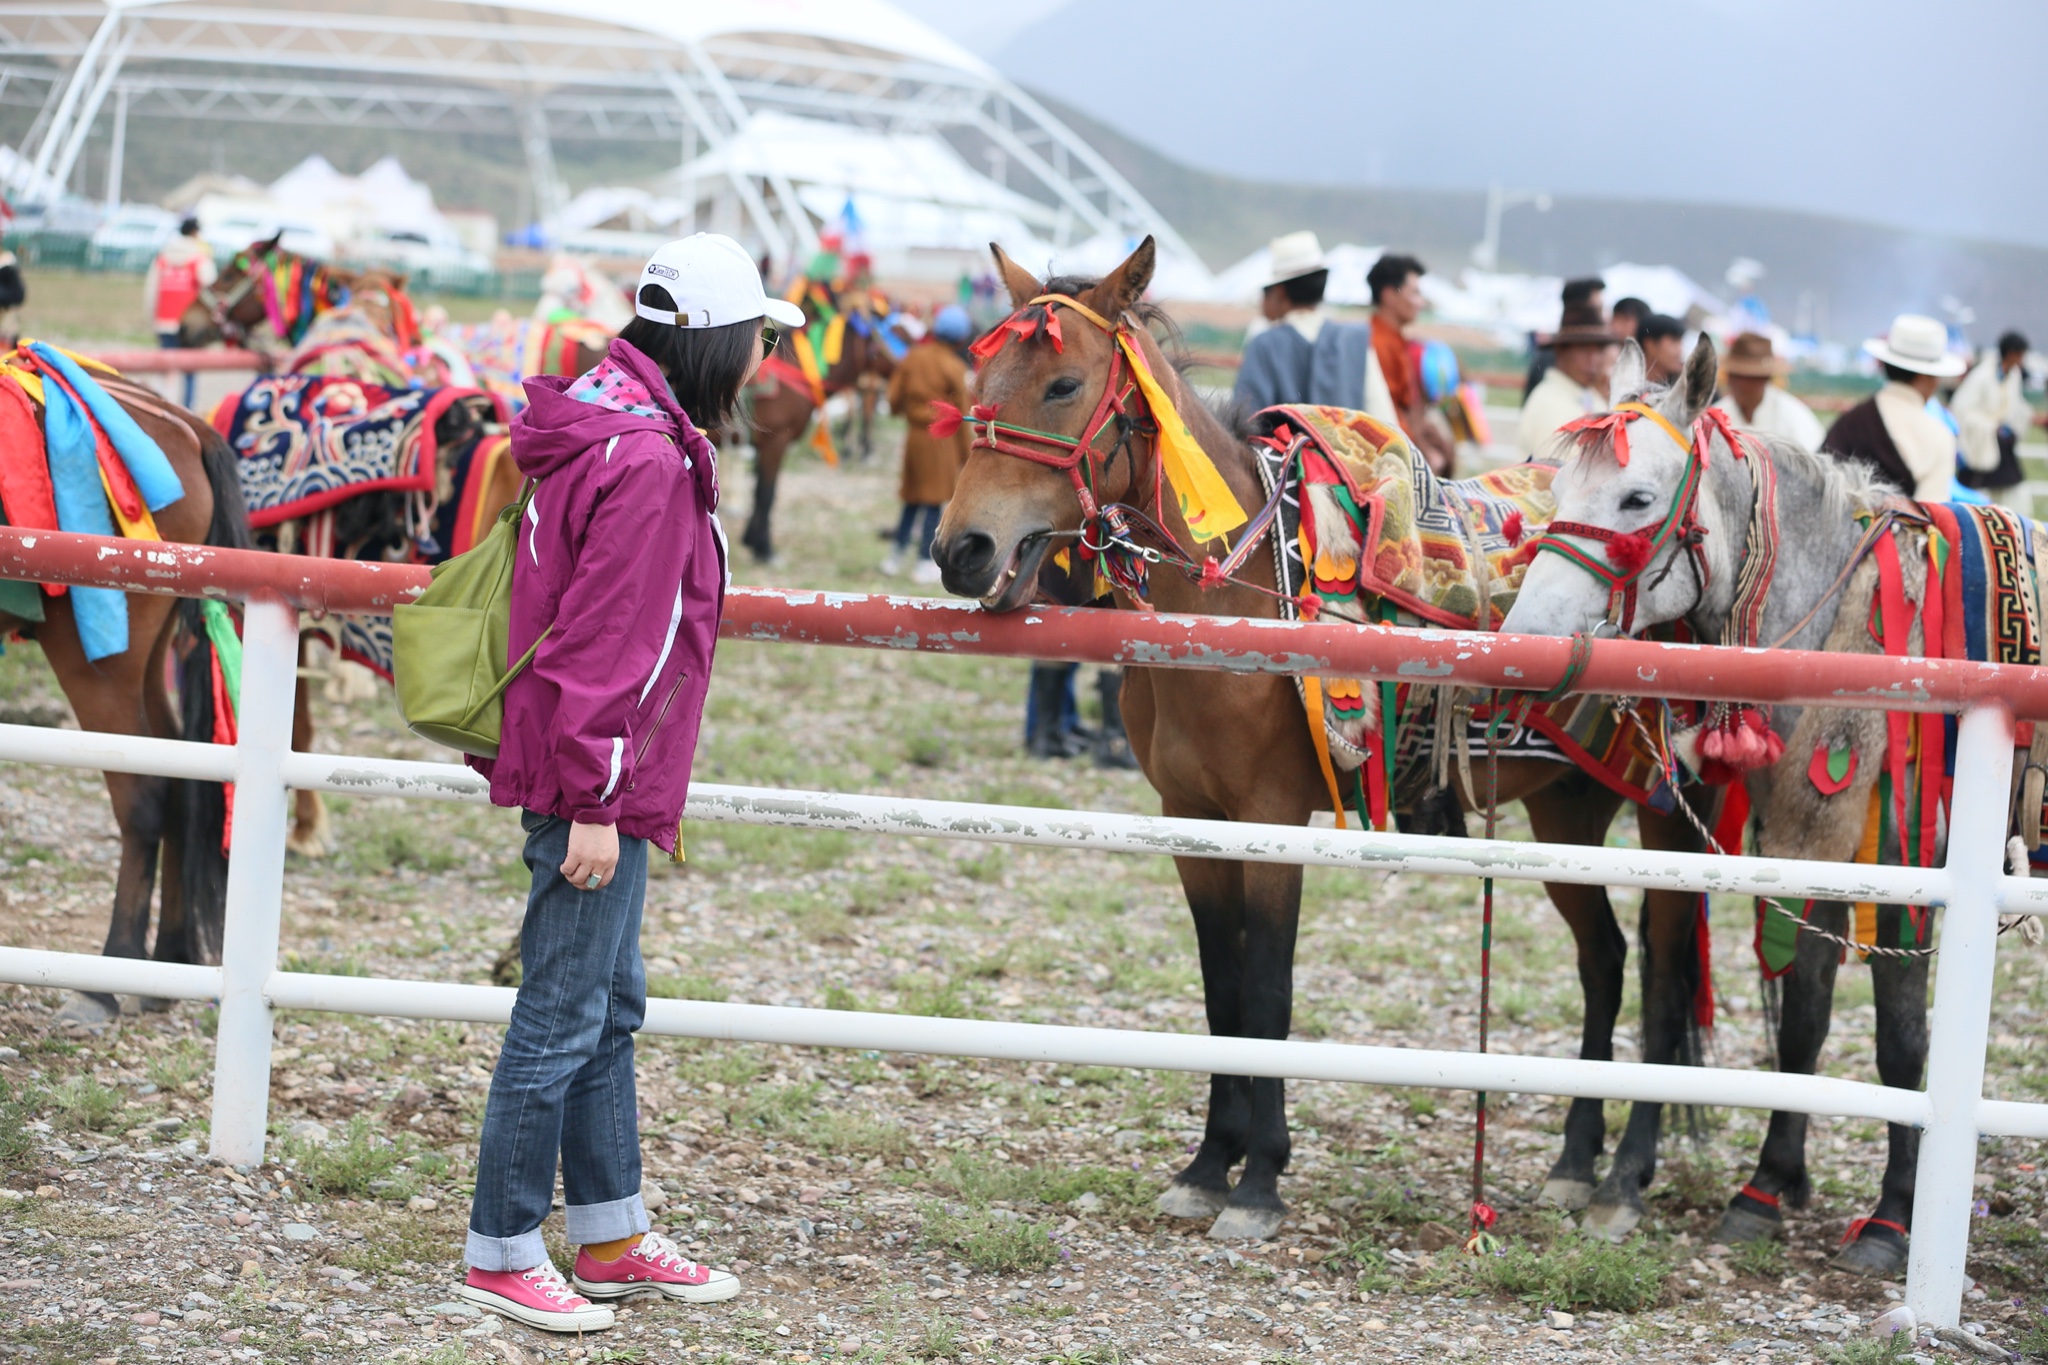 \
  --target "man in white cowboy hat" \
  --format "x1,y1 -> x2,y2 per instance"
1233,230 -> 1398,427
1821,313 -> 1966,501
1718,332 -> 1825,452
